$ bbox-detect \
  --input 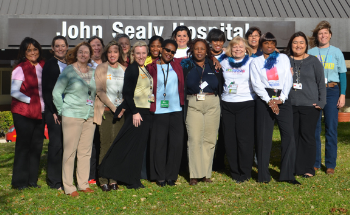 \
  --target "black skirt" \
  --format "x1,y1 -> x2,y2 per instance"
99,108 -> 151,185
